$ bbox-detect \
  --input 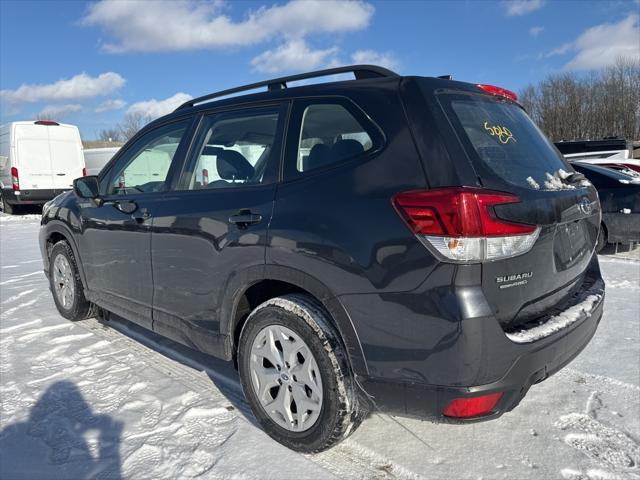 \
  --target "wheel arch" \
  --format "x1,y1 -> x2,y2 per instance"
221,265 -> 368,376
42,221 -> 88,291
